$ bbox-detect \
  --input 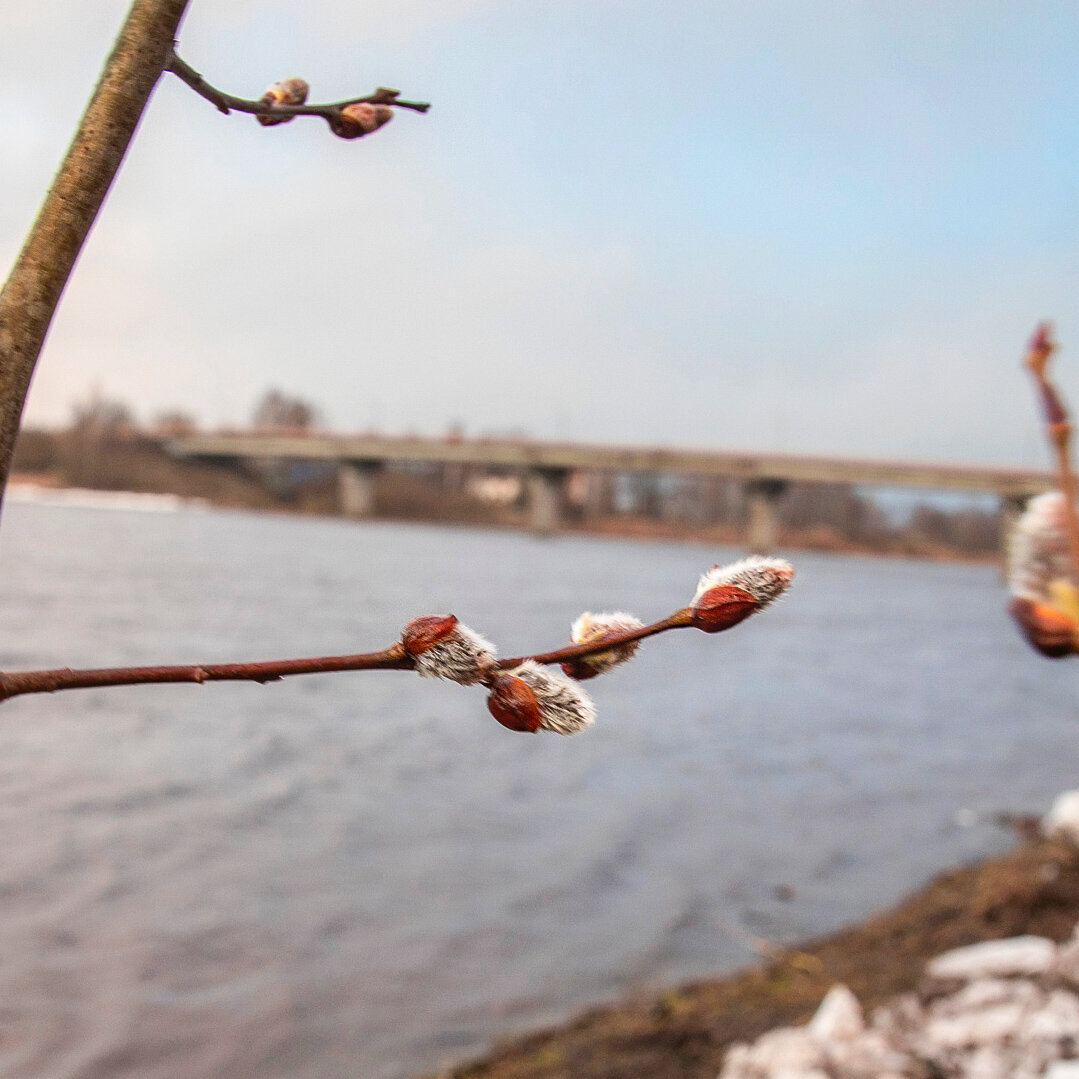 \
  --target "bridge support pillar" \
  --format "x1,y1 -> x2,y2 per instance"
526,467 -> 566,535
744,478 -> 787,554
338,460 -> 381,518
